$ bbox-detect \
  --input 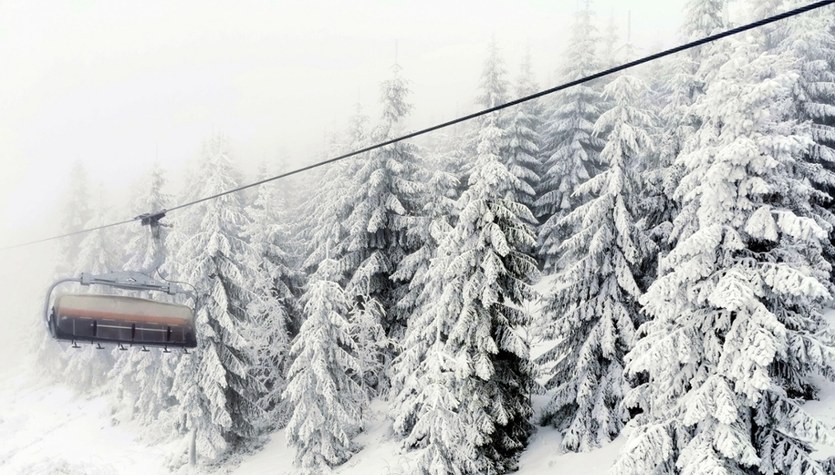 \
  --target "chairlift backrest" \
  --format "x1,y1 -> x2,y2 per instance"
49,294 -> 197,349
